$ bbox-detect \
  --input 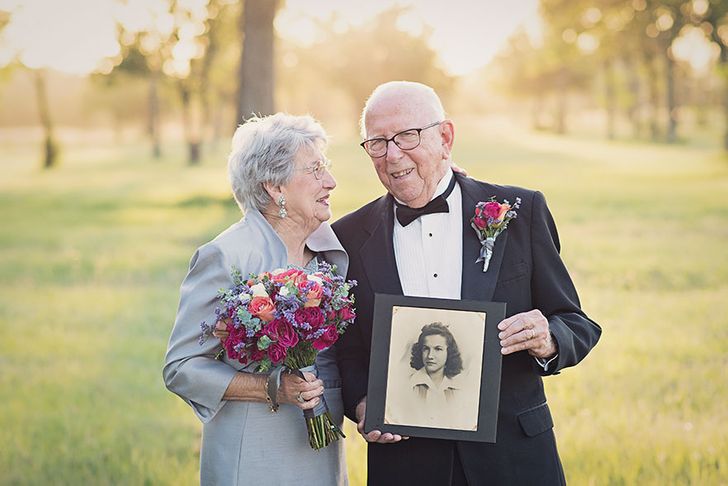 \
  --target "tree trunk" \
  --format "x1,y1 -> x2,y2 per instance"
33,70 -> 58,169
200,6 -> 219,145
554,69 -> 568,135
719,46 -> 728,151
180,83 -> 201,165
665,49 -> 677,143
604,58 -> 616,140
148,70 -> 161,159
623,55 -> 642,139
643,52 -> 661,141
235,0 -> 279,126
531,95 -> 544,130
